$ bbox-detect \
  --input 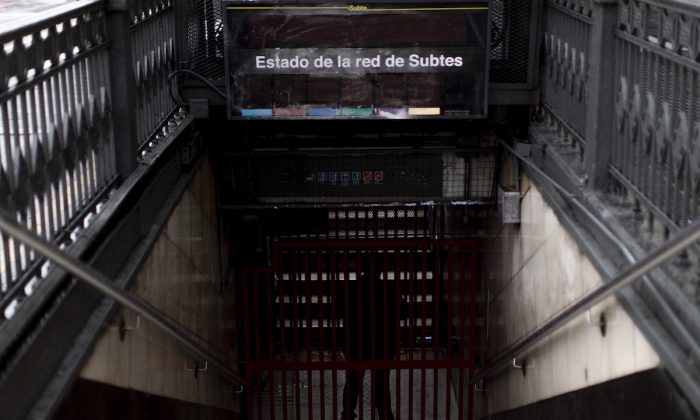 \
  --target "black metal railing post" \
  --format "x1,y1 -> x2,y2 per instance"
174,0 -> 190,70
106,1 -> 140,179
106,0 -> 179,176
583,0 -> 619,189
